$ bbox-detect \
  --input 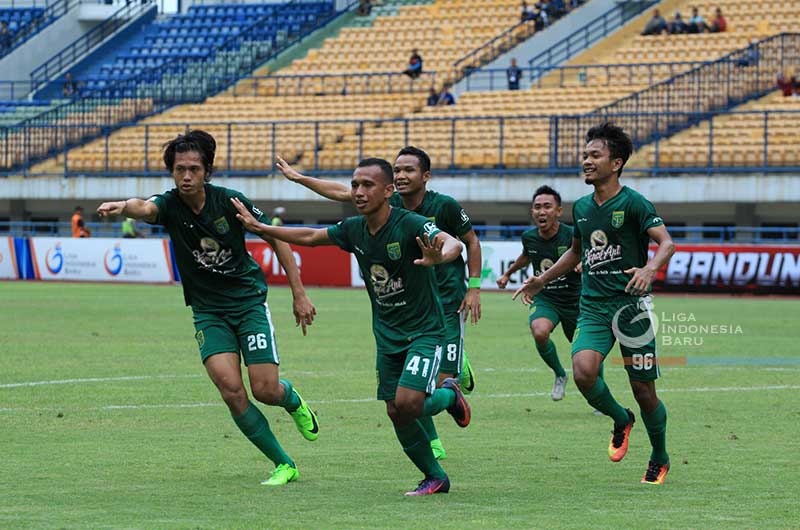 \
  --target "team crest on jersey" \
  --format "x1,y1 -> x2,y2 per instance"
557,245 -> 568,256
386,242 -> 402,260
213,216 -> 230,234
611,210 -> 625,229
